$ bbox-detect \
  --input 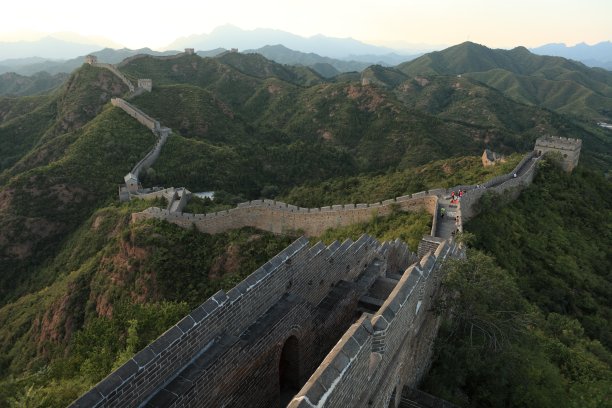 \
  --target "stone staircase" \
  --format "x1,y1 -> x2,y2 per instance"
399,387 -> 459,408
